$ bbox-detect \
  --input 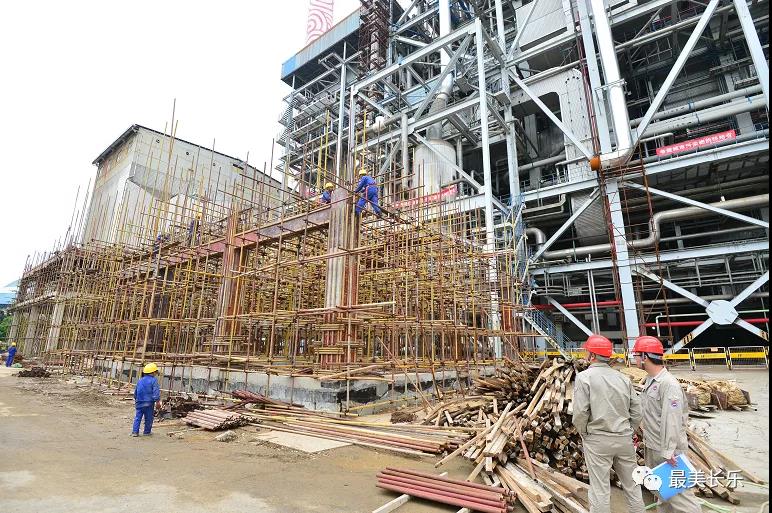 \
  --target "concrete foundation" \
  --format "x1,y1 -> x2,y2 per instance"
94,357 -> 495,411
